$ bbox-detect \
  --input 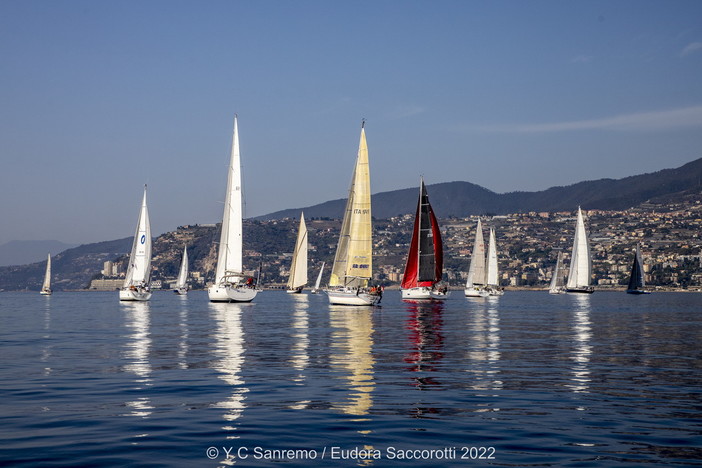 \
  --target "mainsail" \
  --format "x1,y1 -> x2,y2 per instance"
287,214 -> 308,291
176,246 -> 188,290
549,250 -> 565,293
41,253 -> 51,294
566,207 -> 592,290
401,178 -> 443,289
486,227 -> 499,287
465,219 -> 486,289
627,244 -> 646,292
123,185 -> 152,289
329,123 -> 373,289
214,116 -> 244,284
